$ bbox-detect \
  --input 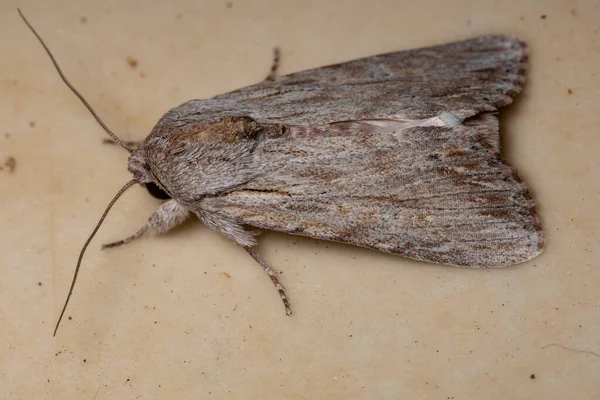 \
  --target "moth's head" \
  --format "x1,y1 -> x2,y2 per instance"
127,147 -> 171,200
